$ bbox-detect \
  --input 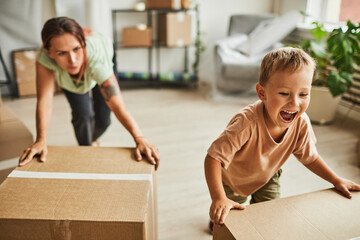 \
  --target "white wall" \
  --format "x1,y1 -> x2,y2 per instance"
0,0 -> 44,95
196,0 -> 273,83
108,0 -> 274,83
0,0 -> 307,96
